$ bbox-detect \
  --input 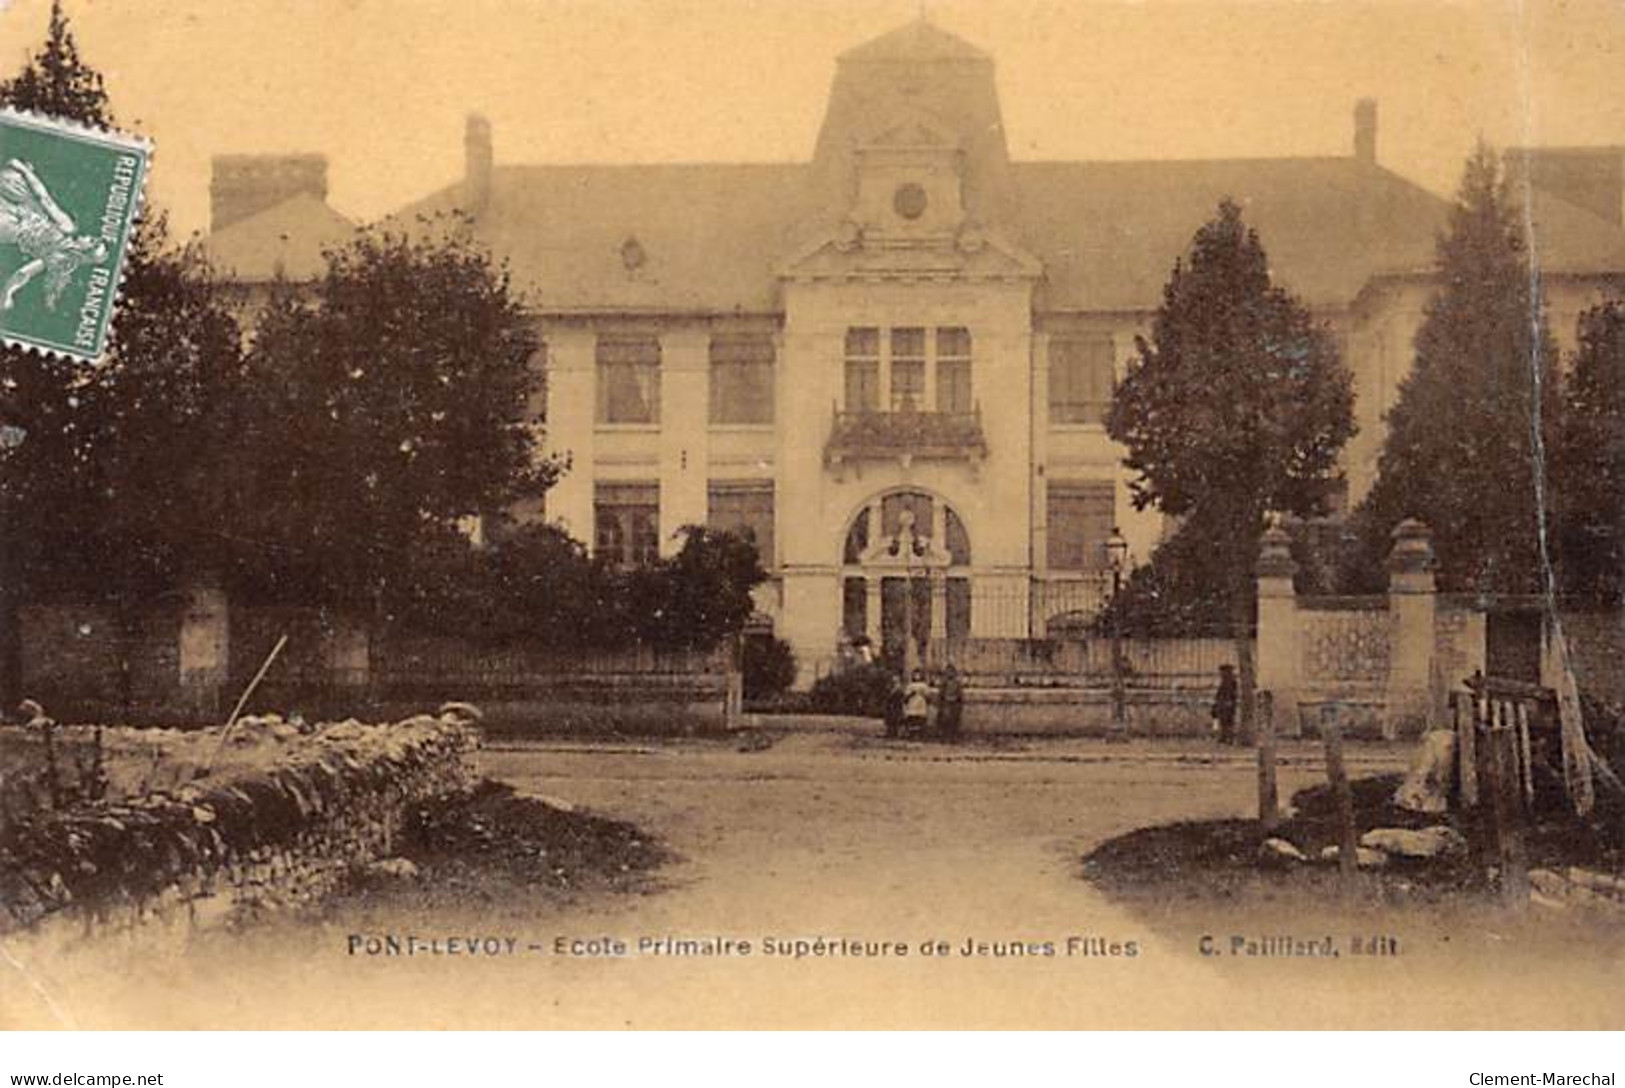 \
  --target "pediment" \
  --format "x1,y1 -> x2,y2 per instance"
778,221 -> 1042,282
856,104 -> 961,151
